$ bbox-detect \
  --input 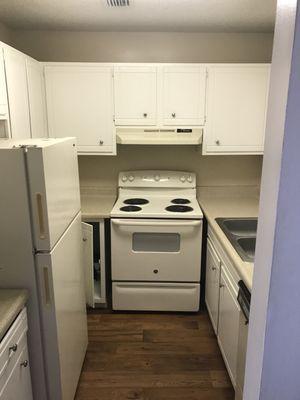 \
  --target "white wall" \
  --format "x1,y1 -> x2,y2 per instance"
11,31 -> 273,63
244,1 -> 300,399
0,22 -> 12,45
79,146 -> 263,190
